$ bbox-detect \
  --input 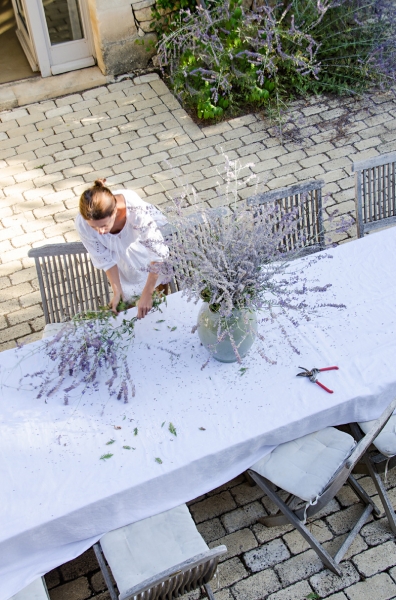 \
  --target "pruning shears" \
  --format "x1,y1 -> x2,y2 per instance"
297,366 -> 339,394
